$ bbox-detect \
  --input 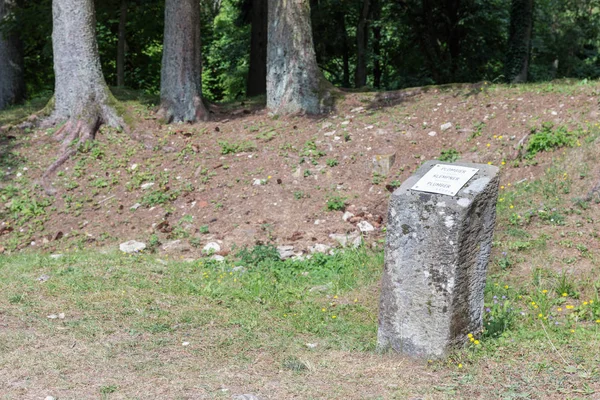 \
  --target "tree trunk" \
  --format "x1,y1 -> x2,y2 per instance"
445,0 -> 461,81
506,0 -> 533,83
247,0 -> 267,97
355,0 -> 370,88
267,0 -> 331,115
0,0 -> 25,110
44,0 -> 123,187
117,0 -> 126,87
371,0 -> 382,88
333,10 -> 351,88
159,0 -> 208,123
